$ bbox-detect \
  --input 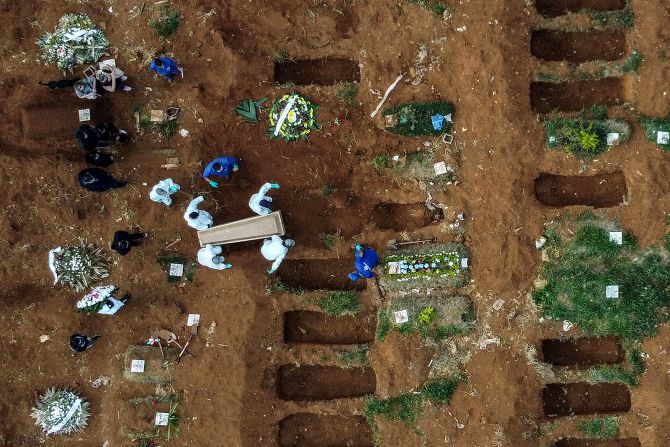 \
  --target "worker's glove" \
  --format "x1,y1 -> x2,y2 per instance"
233,164 -> 239,172
209,180 -> 218,188
169,185 -> 180,193
270,183 -> 280,189
224,263 -> 232,269
267,268 -> 275,274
